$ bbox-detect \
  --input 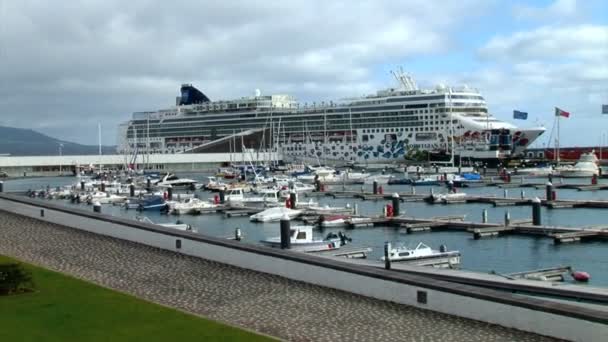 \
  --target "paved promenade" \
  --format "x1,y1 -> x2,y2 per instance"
0,210 -> 558,341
